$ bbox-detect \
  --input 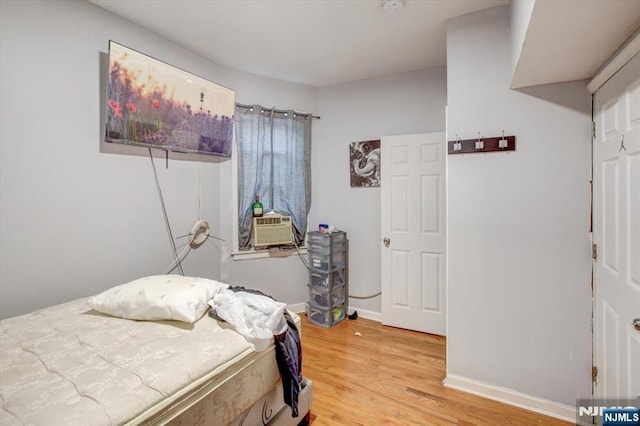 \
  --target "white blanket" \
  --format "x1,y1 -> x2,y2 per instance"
208,290 -> 288,351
